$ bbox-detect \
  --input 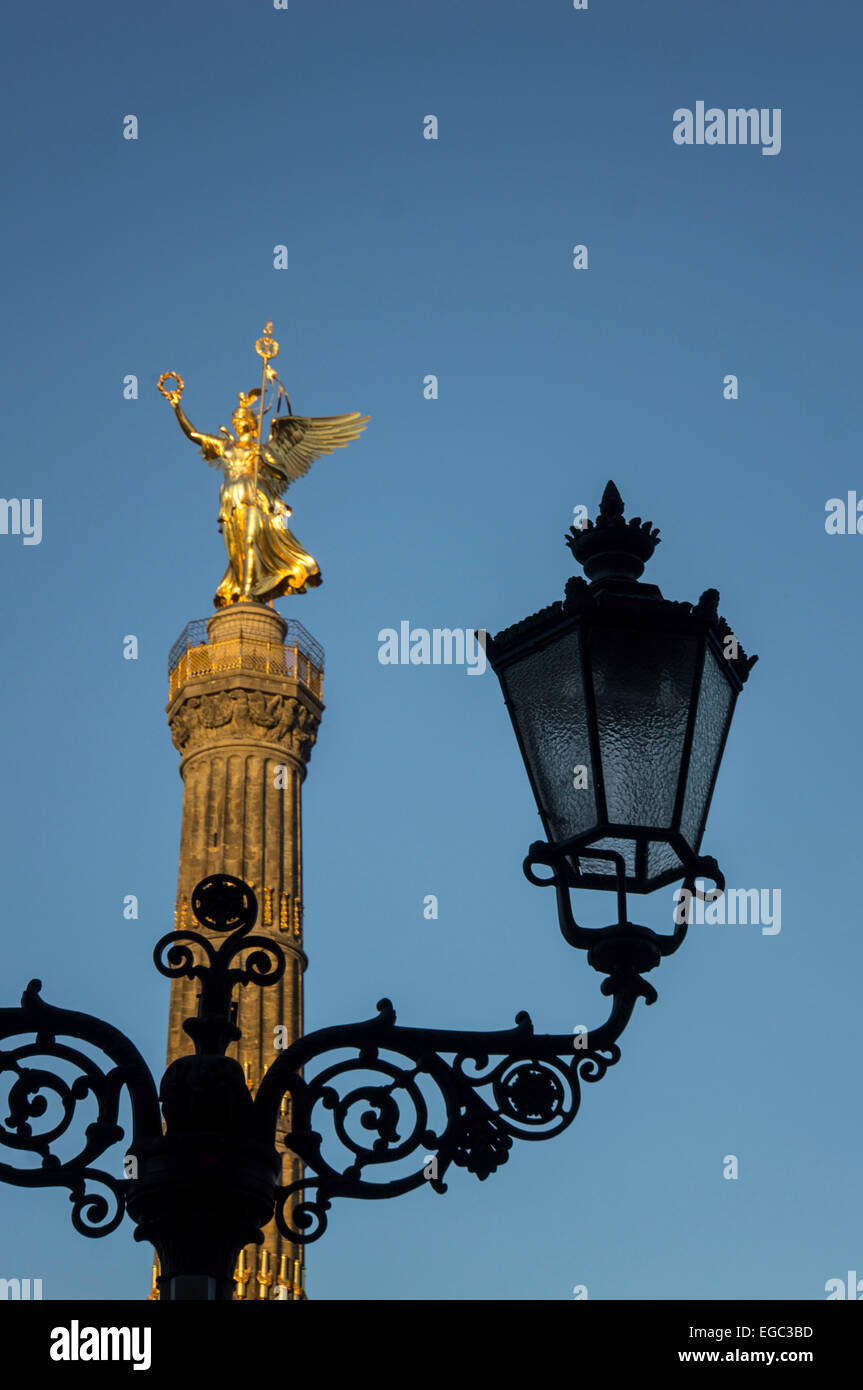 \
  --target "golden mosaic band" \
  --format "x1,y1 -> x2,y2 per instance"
176,891 -> 302,941
149,1253 -> 306,1301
